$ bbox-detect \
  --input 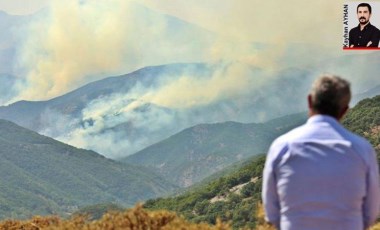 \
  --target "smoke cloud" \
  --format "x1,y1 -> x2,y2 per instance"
15,0 -> 130,100
37,61 -> 313,159
140,63 -> 269,108
12,0 -> 214,102
3,0 -> 380,159
6,0 -> 315,158
10,0 -> 345,103
53,92 -> 178,158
